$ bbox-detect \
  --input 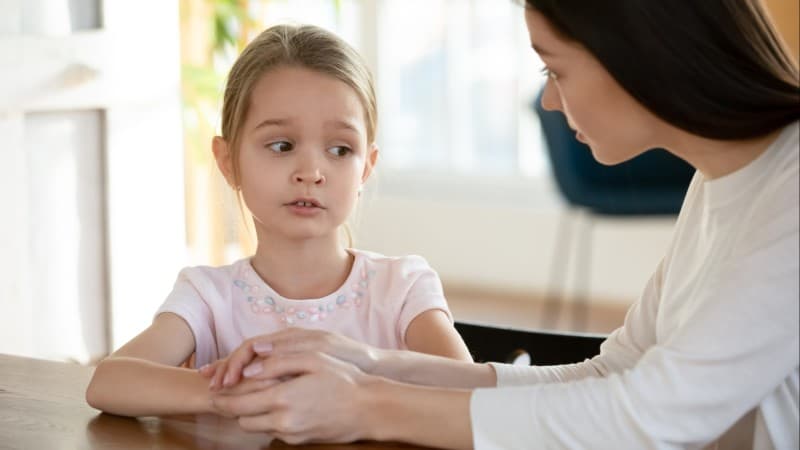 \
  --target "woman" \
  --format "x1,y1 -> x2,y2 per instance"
206,0 -> 800,448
